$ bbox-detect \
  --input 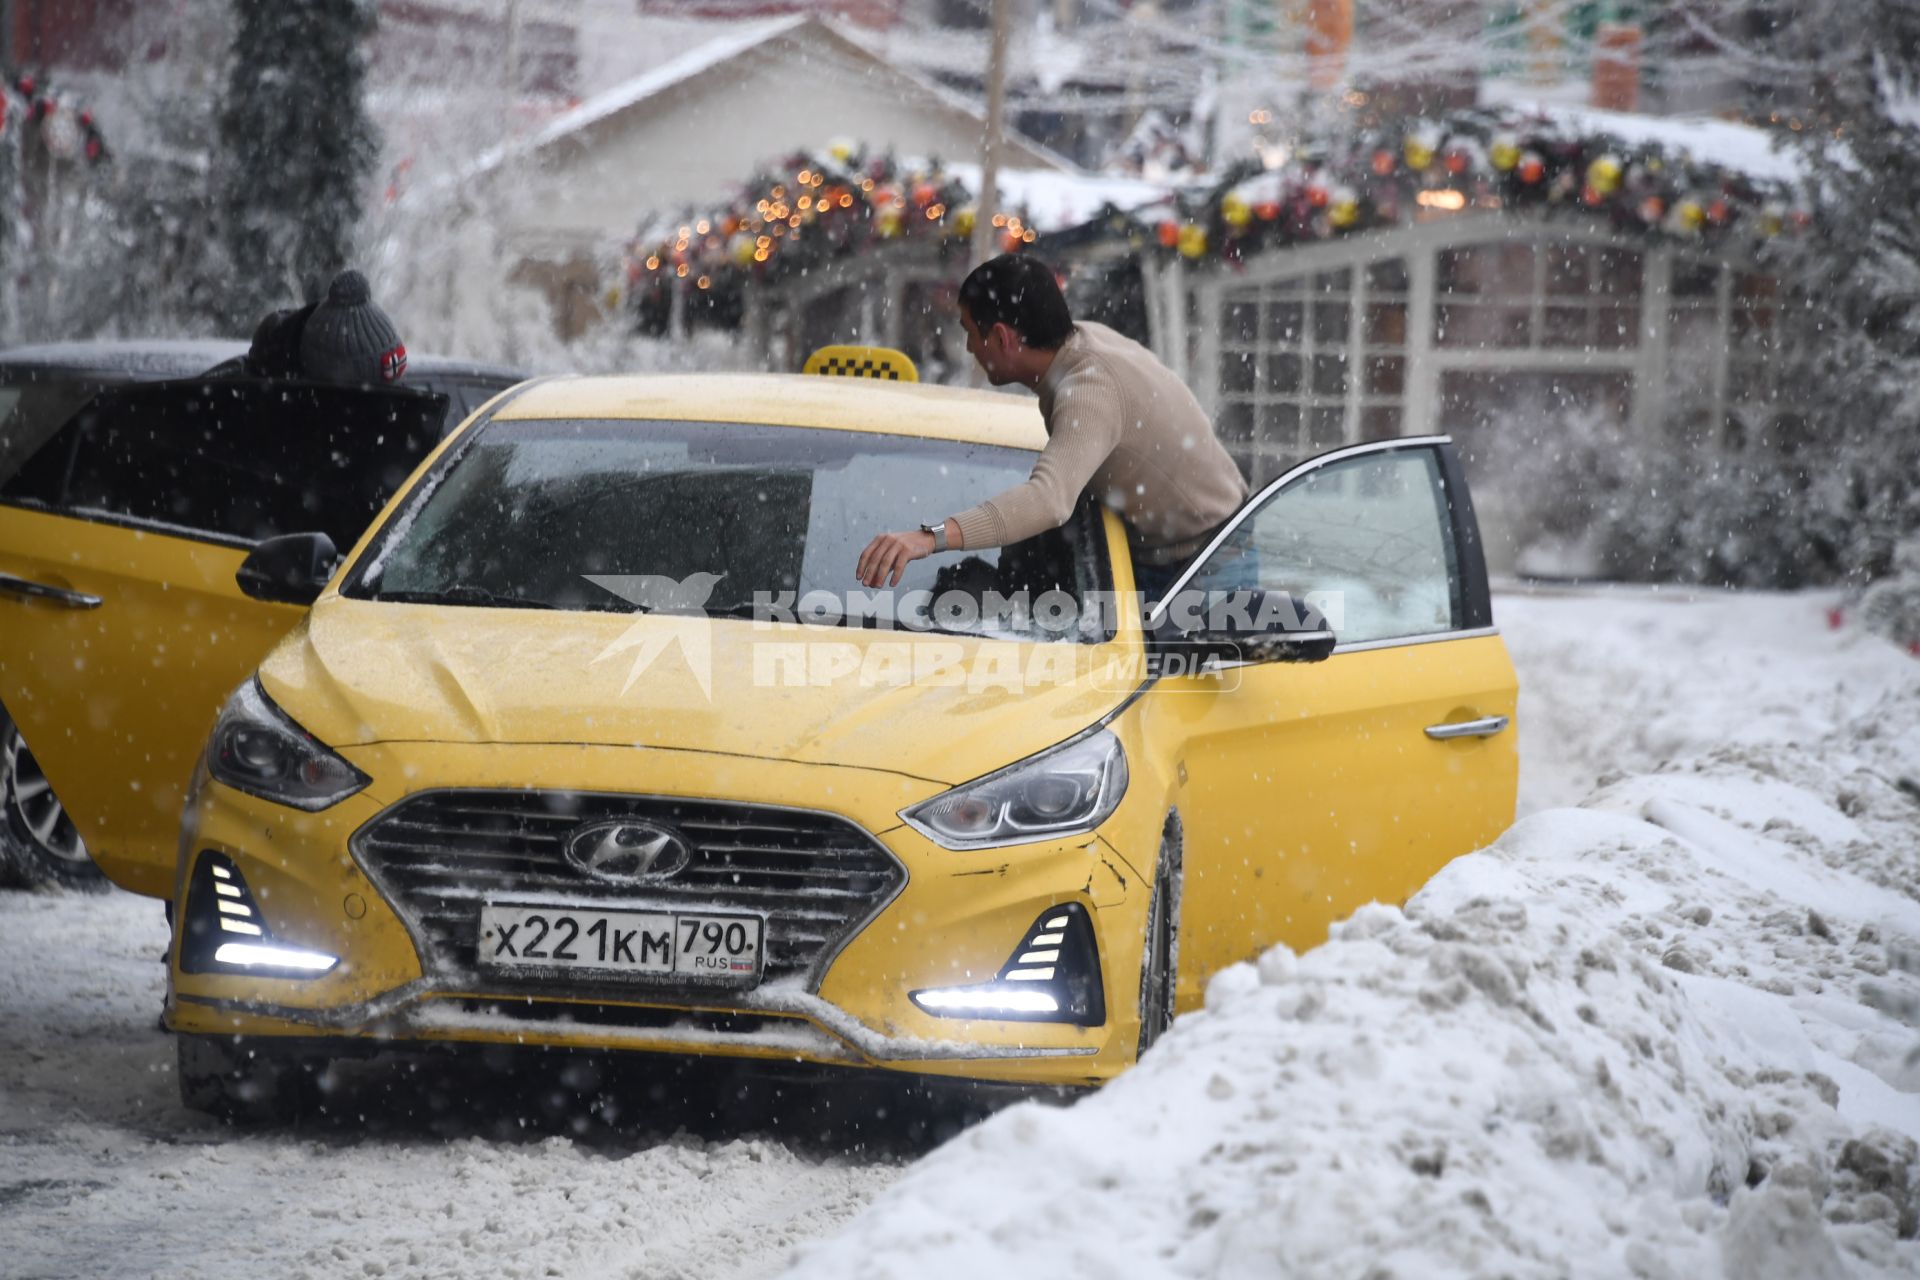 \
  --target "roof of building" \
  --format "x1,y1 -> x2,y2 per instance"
1479,85 -> 1801,184
466,16 -> 1077,183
